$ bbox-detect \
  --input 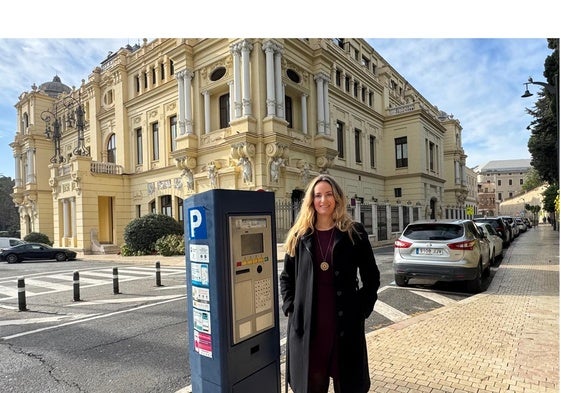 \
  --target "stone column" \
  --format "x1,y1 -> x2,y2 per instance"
315,74 -> 325,135
202,90 -> 211,134
231,44 -> 242,119
71,197 -> 76,239
323,75 -> 330,134
301,94 -> 308,134
63,199 -> 69,238
263,41 -> 276,117
175,70 -> 186,135
274,47 -> 284,118
183,70 -> 194,135
241,40 -> 253,117
14,153 -> 21,187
